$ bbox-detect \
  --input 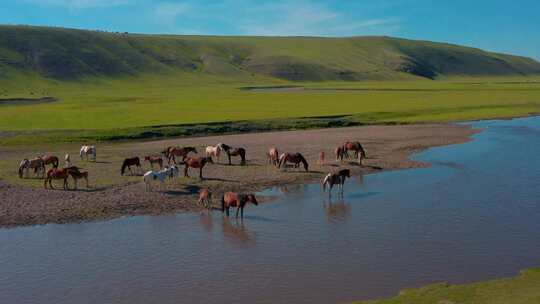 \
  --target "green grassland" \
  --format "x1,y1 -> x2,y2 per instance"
1,25 -> 540,145
355,268 -> 540,304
